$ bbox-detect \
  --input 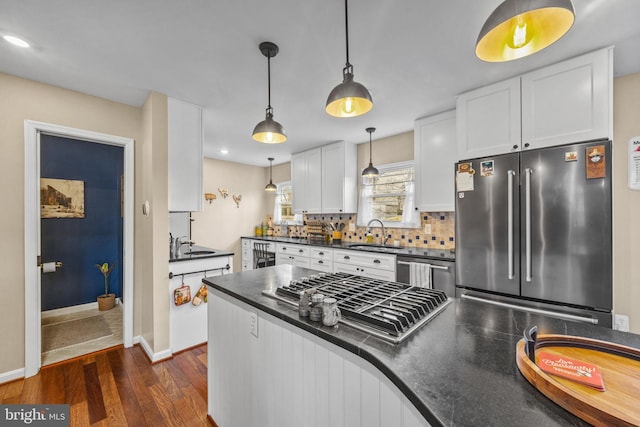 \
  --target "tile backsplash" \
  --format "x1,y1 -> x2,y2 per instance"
274,212 -> 455,250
